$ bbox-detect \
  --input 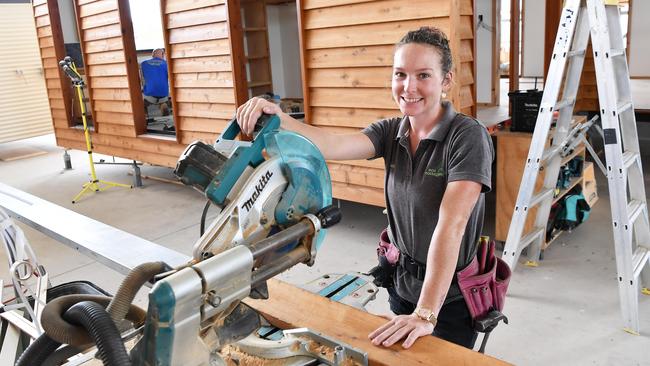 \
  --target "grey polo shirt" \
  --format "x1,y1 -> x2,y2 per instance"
362,101 -> 494,305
